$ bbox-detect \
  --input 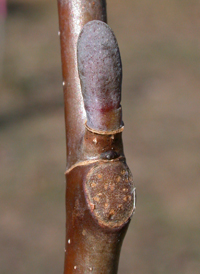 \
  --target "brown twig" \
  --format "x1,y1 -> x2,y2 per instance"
57,1 -> 135,273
